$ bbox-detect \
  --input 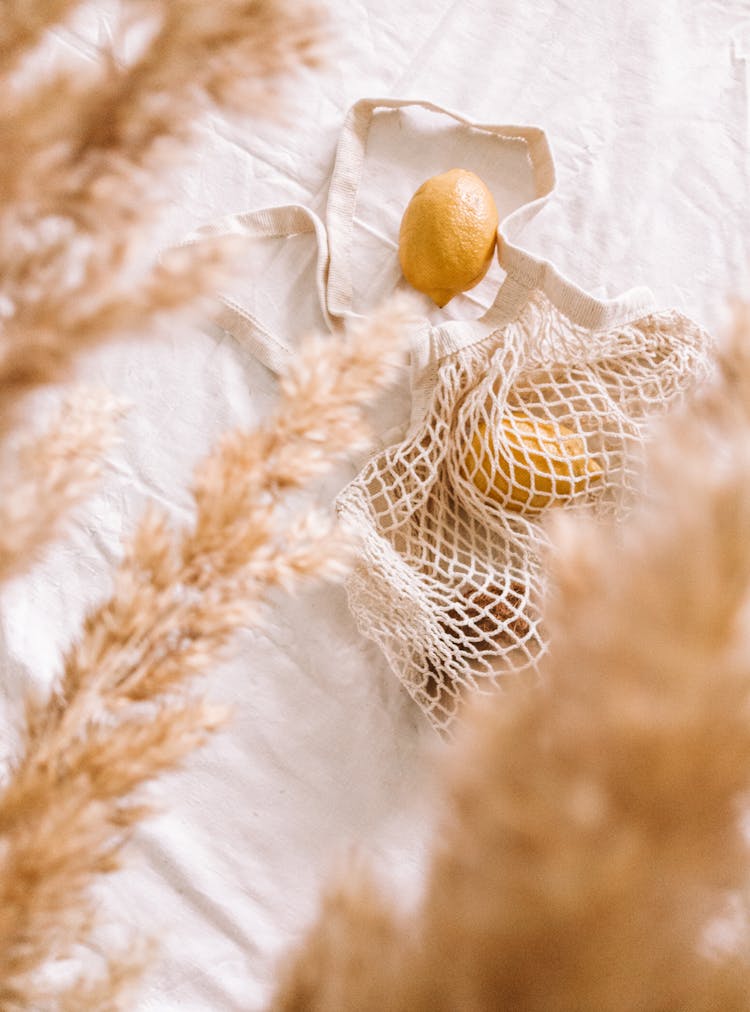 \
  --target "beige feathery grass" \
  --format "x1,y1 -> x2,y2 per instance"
0,0 -> 380,1007
0,389 -> 124,582
0,0 -> 81,76
0,300 -> 414,1010
271,306 -> 750,1011
0,0 -> 326,435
